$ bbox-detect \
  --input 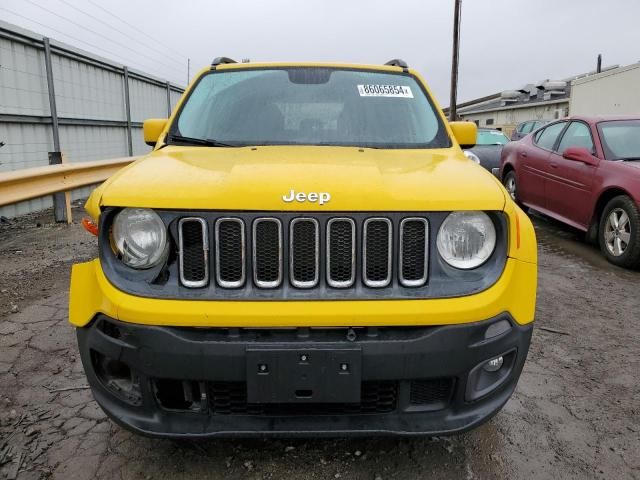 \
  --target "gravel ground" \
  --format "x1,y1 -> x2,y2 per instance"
0,207 -> 639,480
